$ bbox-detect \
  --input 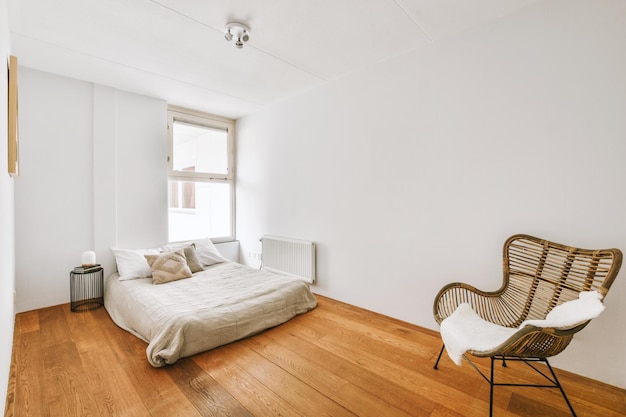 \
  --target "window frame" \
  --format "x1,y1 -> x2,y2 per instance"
167,105 -> 236,243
